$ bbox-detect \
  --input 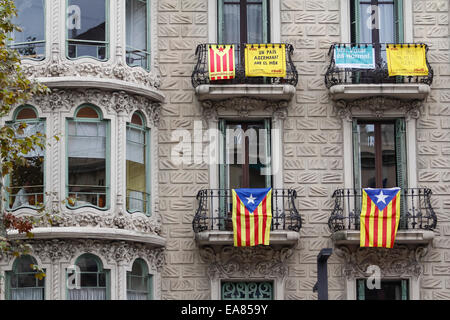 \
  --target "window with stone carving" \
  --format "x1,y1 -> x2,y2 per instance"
126,0 -> 150,70
66,0 -> 108,60
7,106 -> 45,211
6,255 -> 45,300
9,0 -> 46,60
67,253 -> 110,300
127,259 -> 152,300
357,279 -> 408,300
126,112 -> 151,215
67,105 -> 109,209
